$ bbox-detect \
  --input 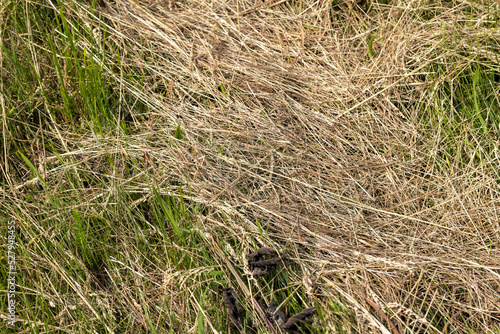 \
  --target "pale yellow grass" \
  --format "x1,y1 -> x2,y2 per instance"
48,0 -> 500,332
